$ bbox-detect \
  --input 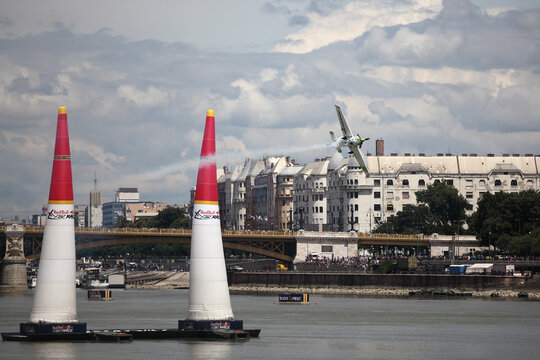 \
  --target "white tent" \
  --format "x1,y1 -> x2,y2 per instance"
465,263 -> 494,274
